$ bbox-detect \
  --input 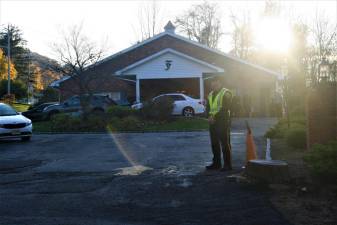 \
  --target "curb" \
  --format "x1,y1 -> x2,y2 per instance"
33,129 -> 209,135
